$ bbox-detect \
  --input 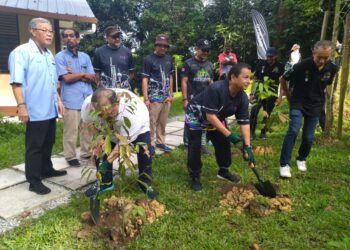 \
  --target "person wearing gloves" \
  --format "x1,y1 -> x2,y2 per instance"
185,63 -> 255,191
81,88 -> 157,199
